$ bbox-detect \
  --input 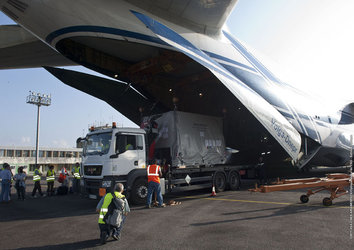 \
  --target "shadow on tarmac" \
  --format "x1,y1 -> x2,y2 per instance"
14,239 -> 101,250
0,193 -> 98,222
189,199 -> 351,227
